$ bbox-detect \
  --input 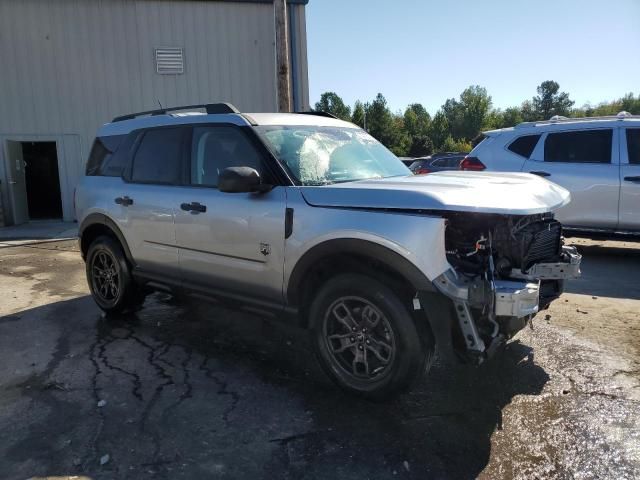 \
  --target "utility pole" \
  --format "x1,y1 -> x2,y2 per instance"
274,0 -> 292,112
